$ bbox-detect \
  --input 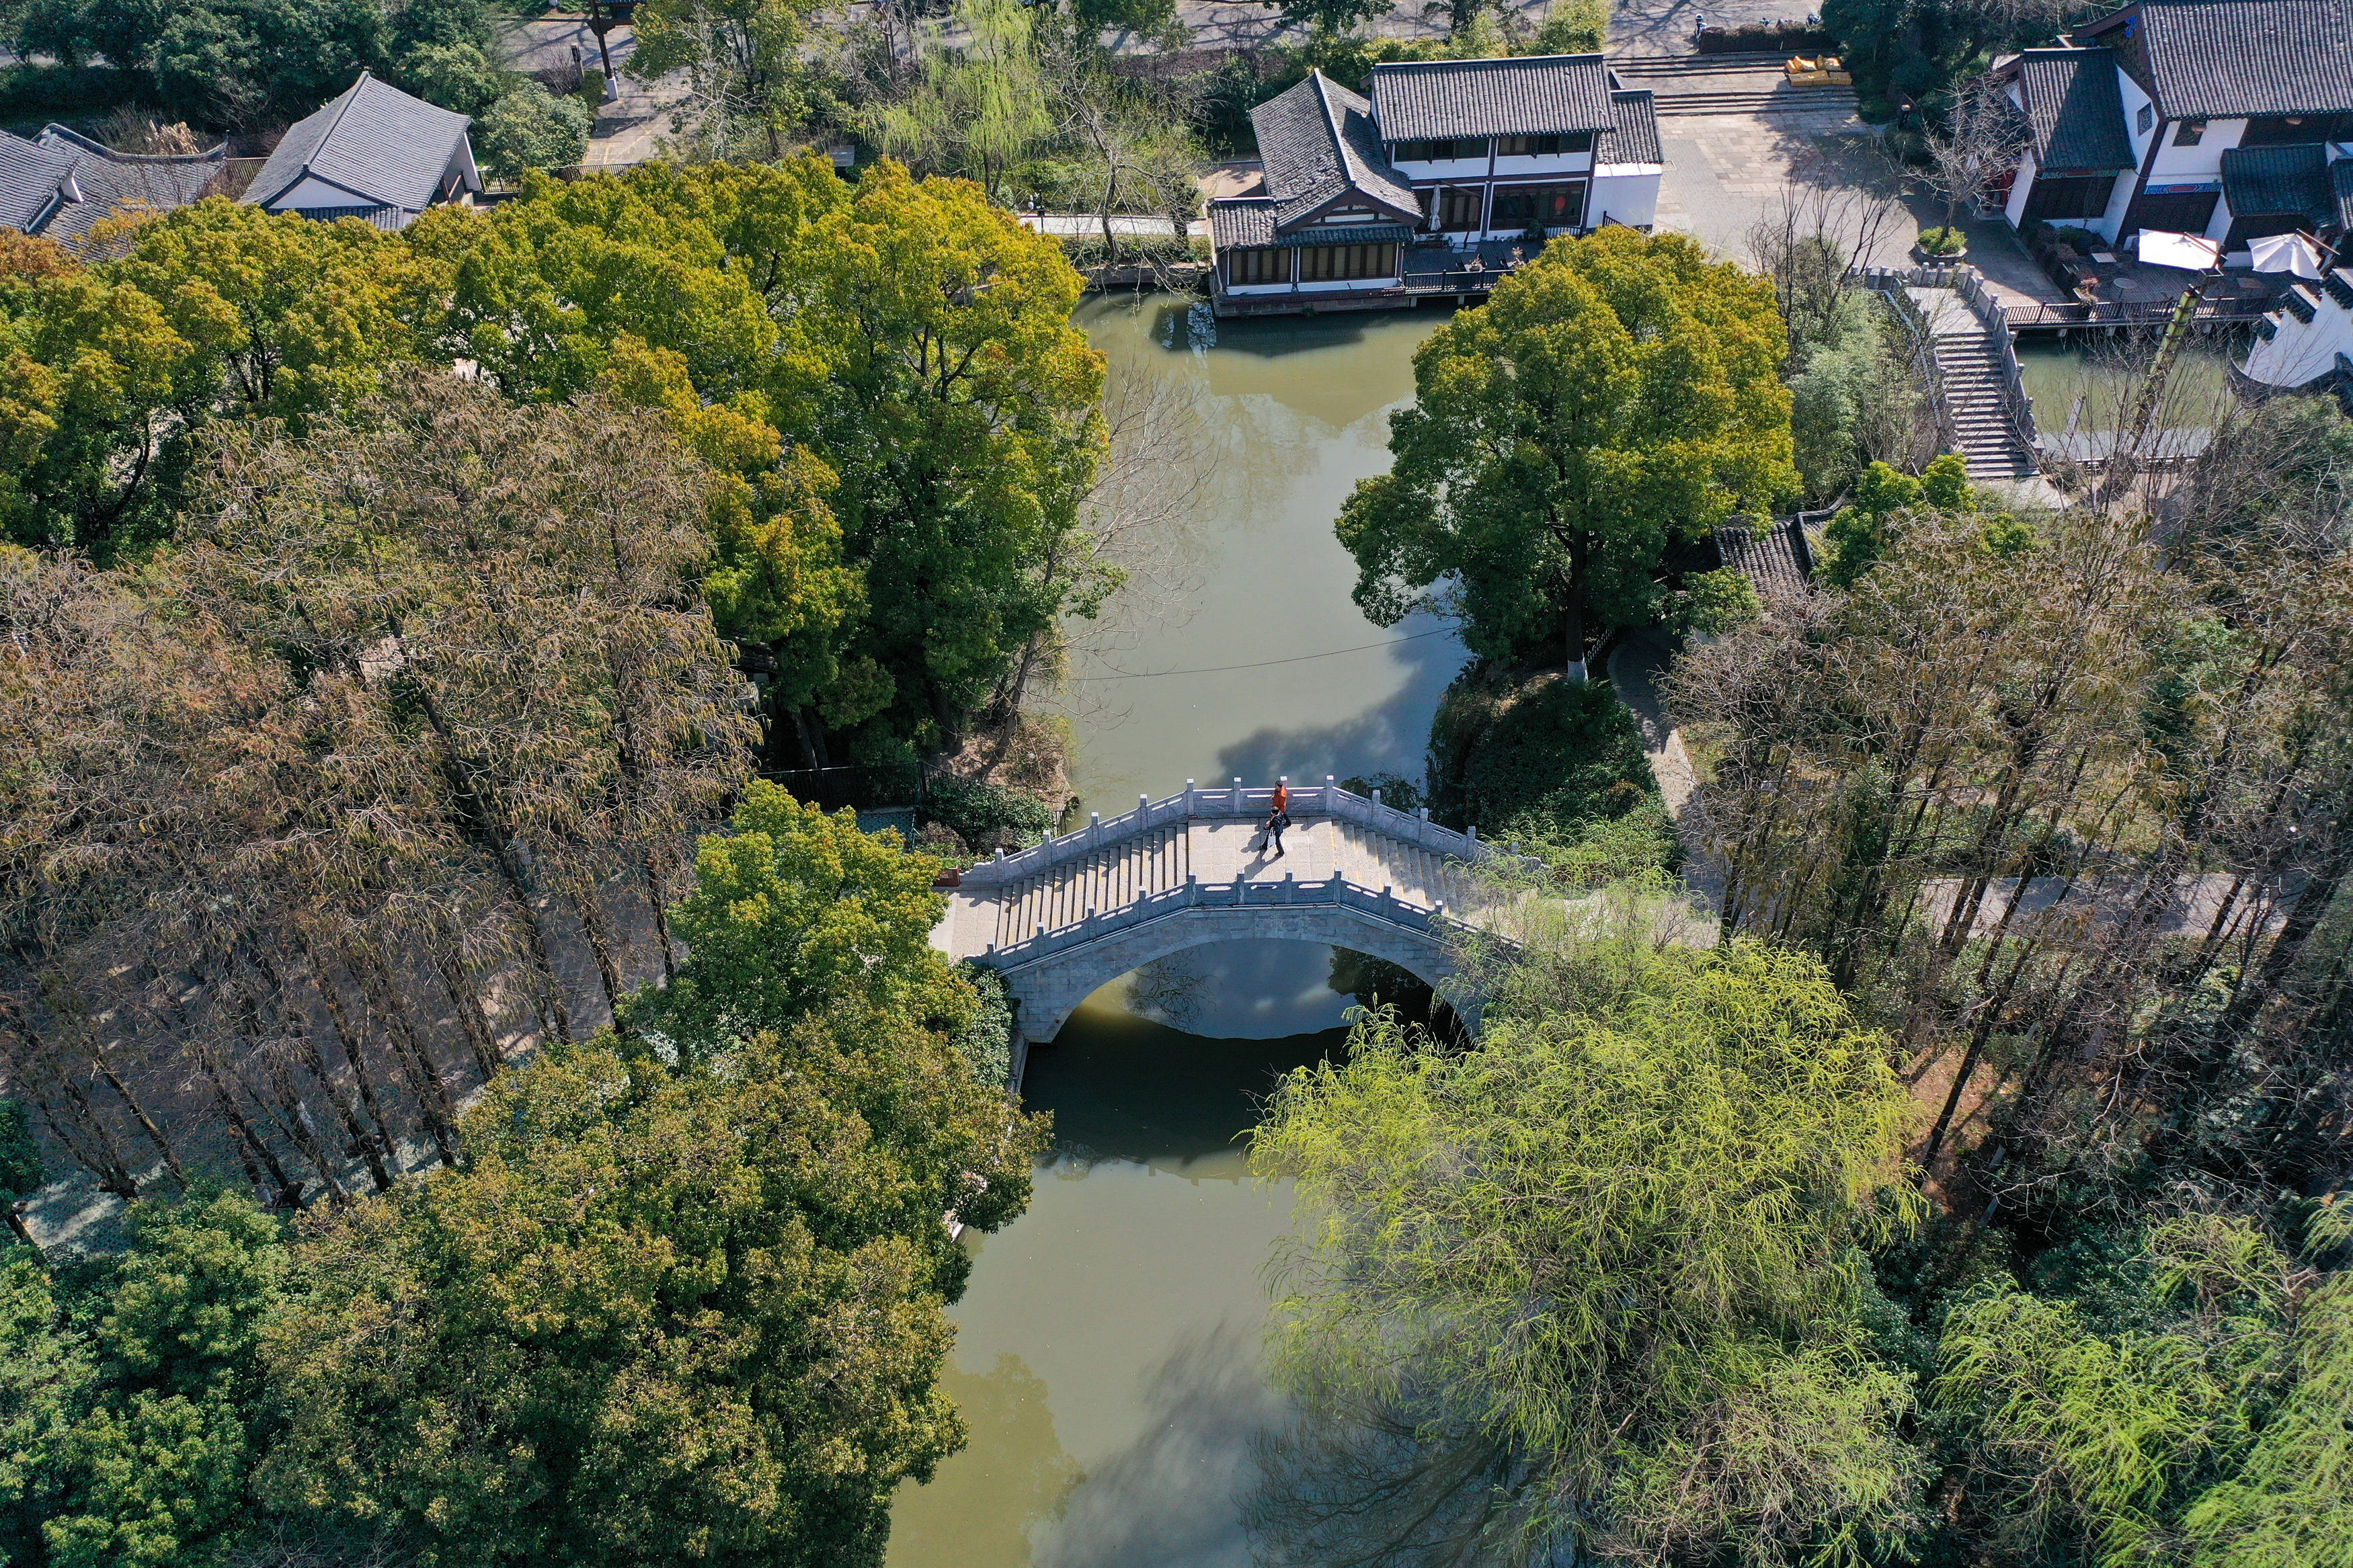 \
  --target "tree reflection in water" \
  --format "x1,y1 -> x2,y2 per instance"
1243,1375 -> 1569,1568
